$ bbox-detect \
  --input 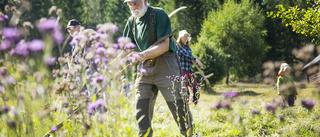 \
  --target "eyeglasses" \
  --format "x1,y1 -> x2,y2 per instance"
66,26 -> 75,31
